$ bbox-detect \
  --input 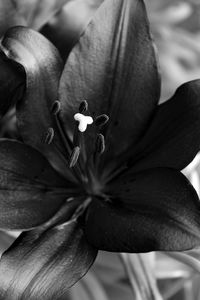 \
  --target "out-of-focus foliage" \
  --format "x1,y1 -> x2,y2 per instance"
146,0 -> 200,101
146,3 -> 200,300
41,0 -> 103,59
0,0 -> 70,36
0,0 -> 102,60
